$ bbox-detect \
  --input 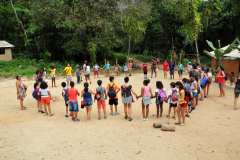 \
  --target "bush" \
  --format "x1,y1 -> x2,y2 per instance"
115,54 -> 127,66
